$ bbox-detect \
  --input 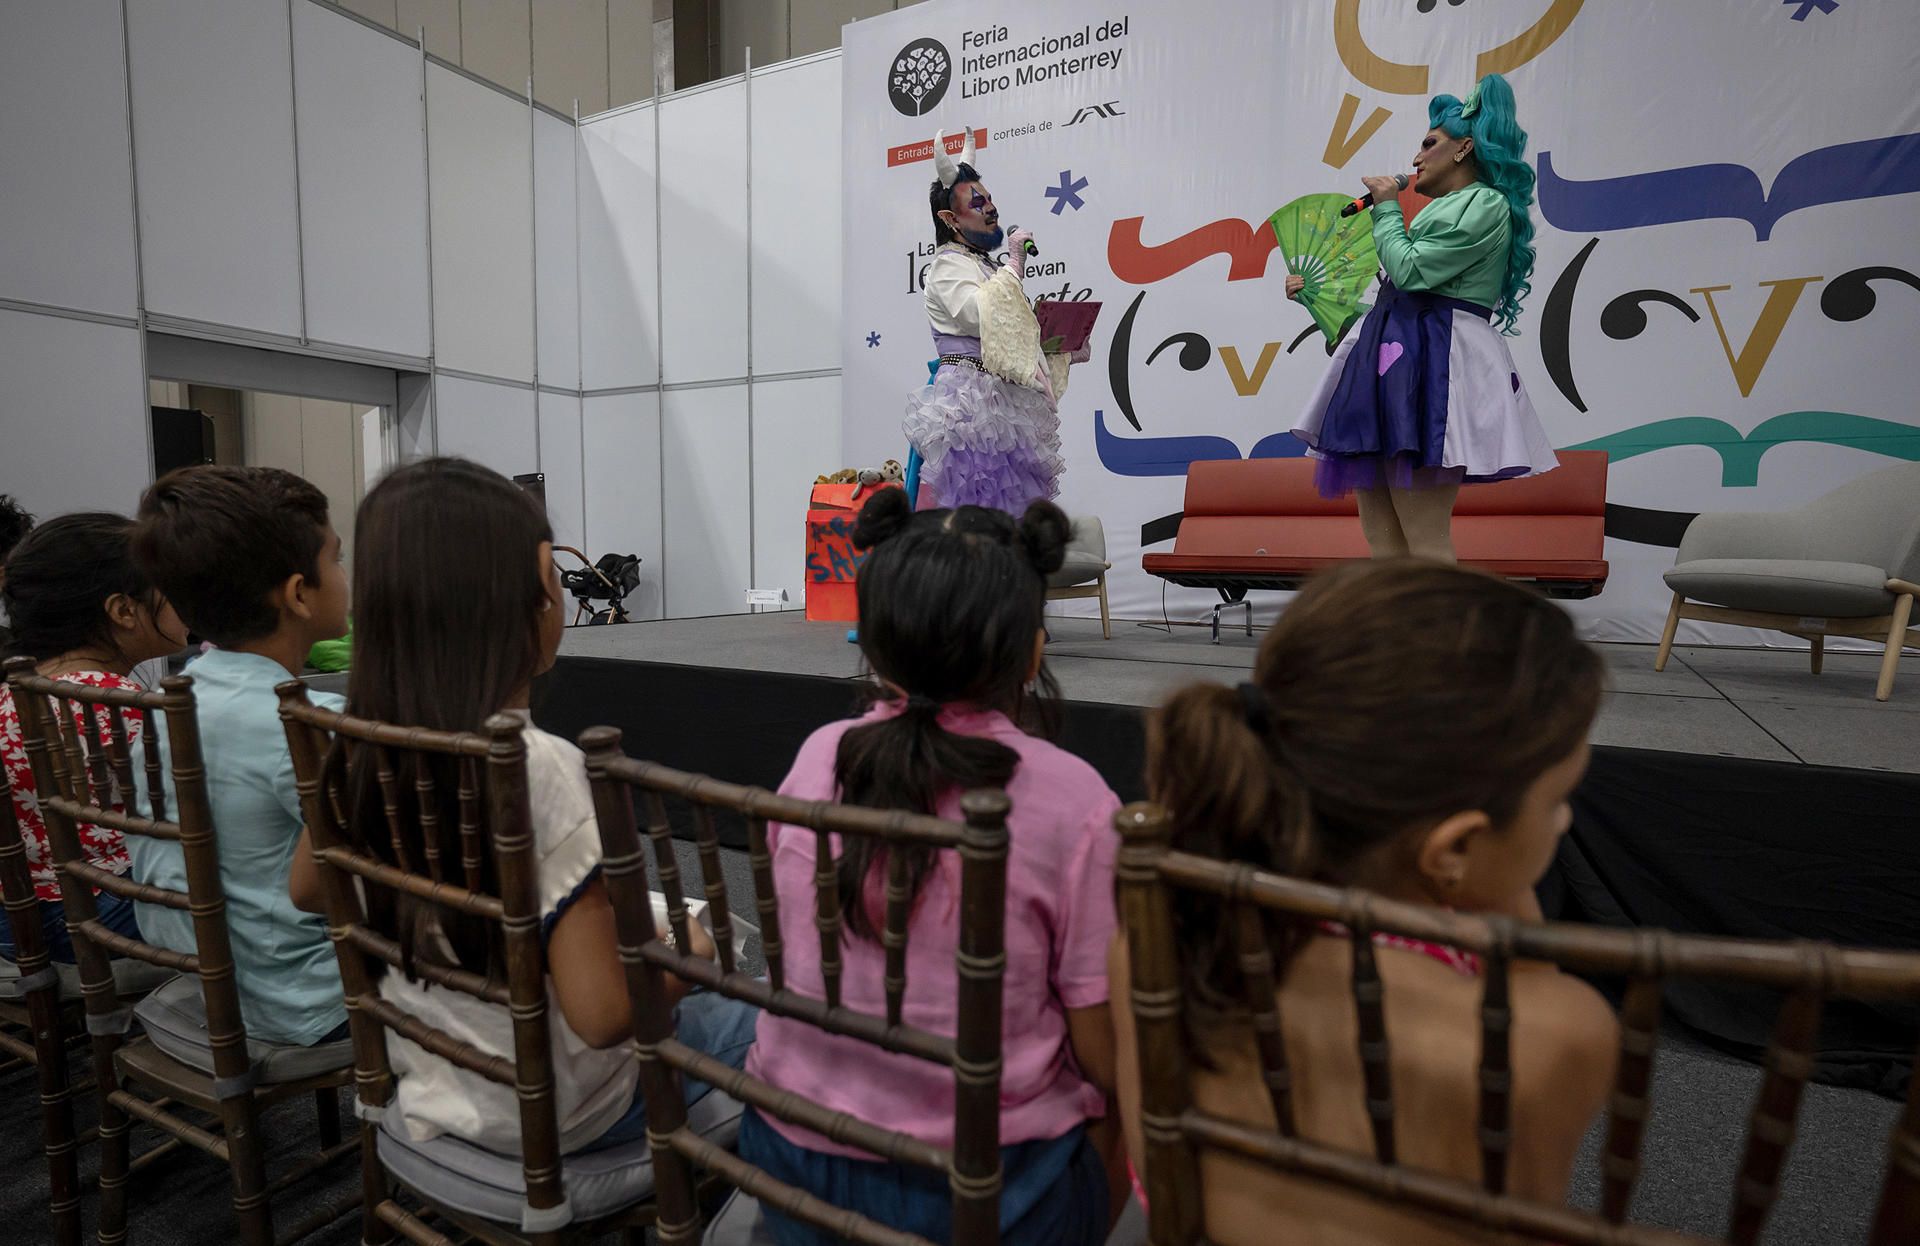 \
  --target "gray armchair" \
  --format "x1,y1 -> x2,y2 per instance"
1656,461 -> 1920,700
1047,515 -> 1113,639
